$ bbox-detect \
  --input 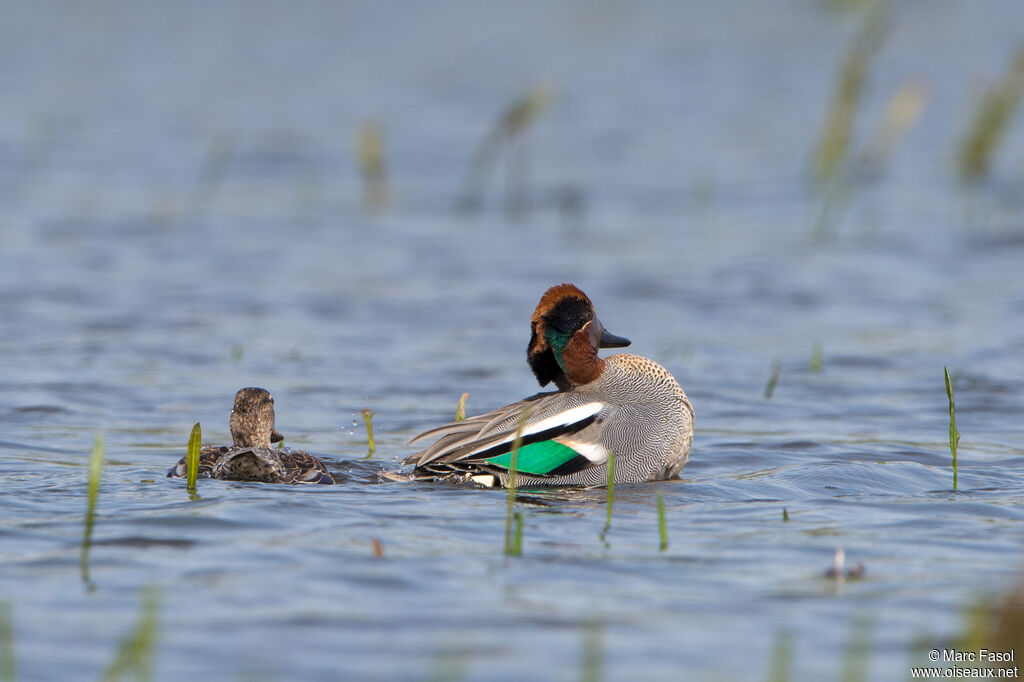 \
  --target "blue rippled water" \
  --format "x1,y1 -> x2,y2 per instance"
2,1 -> 1024,680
